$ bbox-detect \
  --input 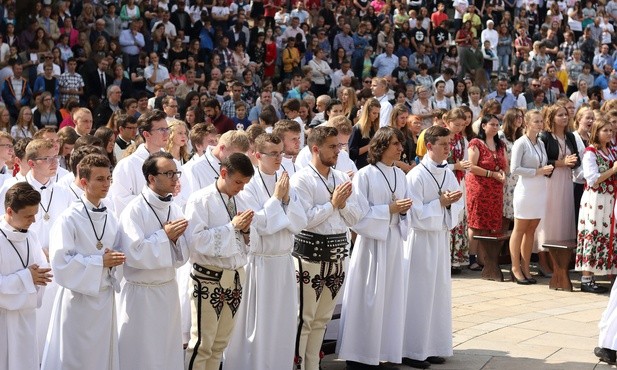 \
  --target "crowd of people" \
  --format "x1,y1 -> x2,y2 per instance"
4,0 -> 617,368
